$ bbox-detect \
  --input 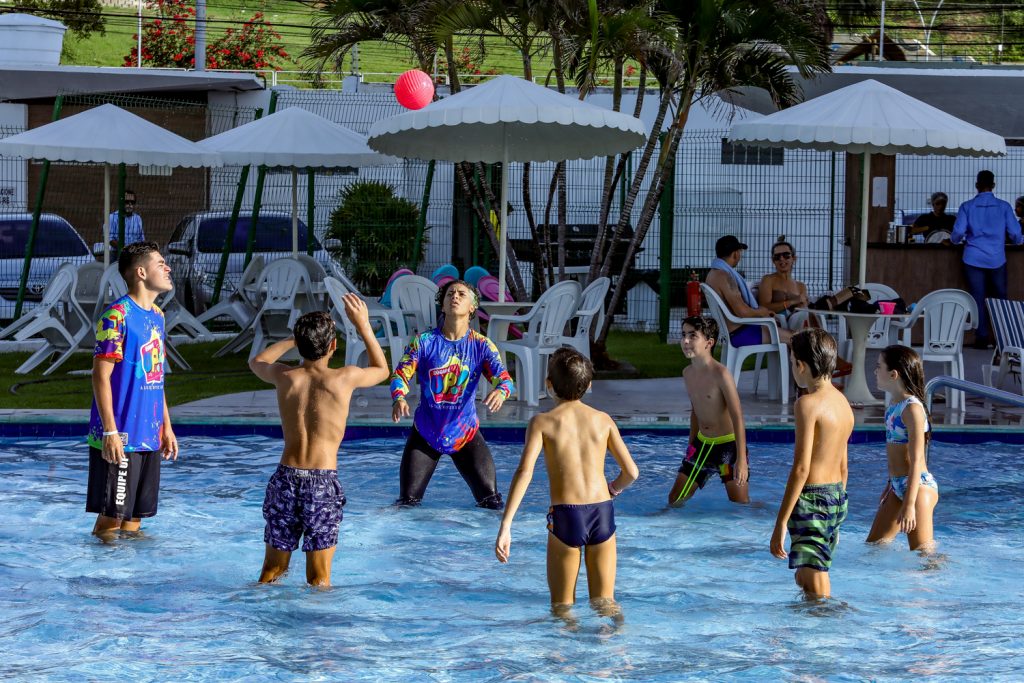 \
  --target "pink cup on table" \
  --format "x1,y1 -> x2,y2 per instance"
878,301 -> 896,315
